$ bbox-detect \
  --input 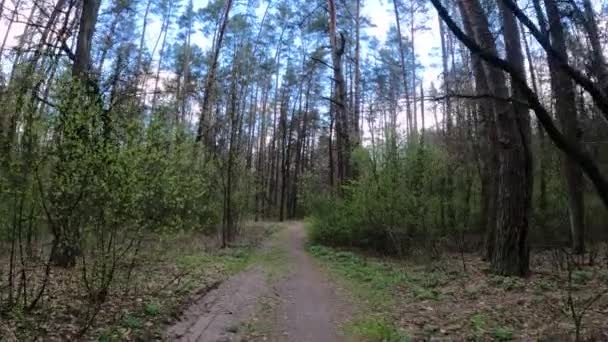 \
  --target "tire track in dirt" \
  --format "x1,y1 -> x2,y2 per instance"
165,265 -> 268,341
